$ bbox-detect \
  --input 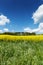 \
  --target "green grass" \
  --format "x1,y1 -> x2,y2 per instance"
0,40 -> 43,65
